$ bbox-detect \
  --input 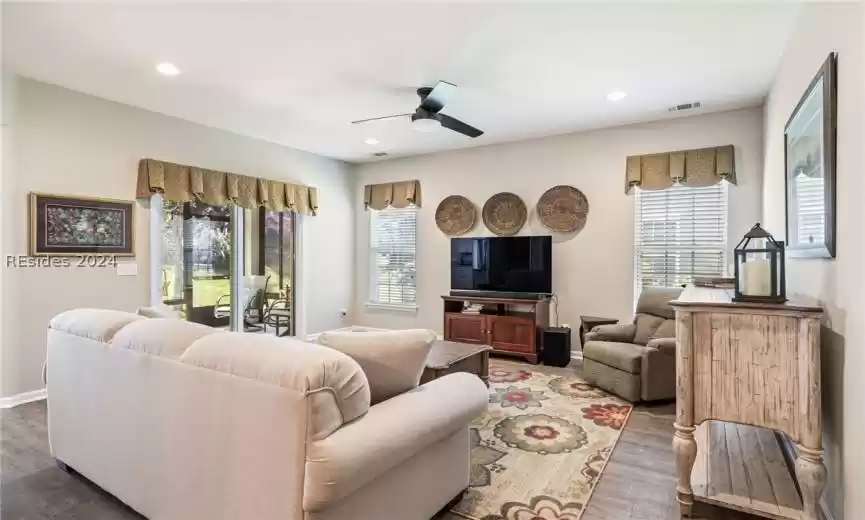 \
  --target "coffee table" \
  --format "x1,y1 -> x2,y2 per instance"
421,340 -> 492,387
